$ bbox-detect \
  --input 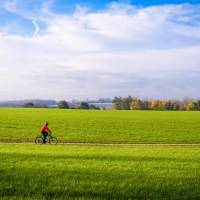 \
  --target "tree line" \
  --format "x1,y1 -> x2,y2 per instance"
57,101 -> 100,110
24,101 -> 100,110
112,96 -> 200,111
